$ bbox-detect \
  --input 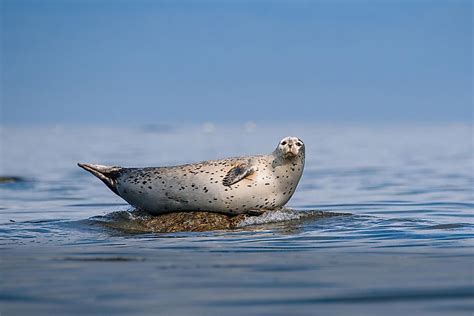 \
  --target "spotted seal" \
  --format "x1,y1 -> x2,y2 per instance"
78,136 -> 305,215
